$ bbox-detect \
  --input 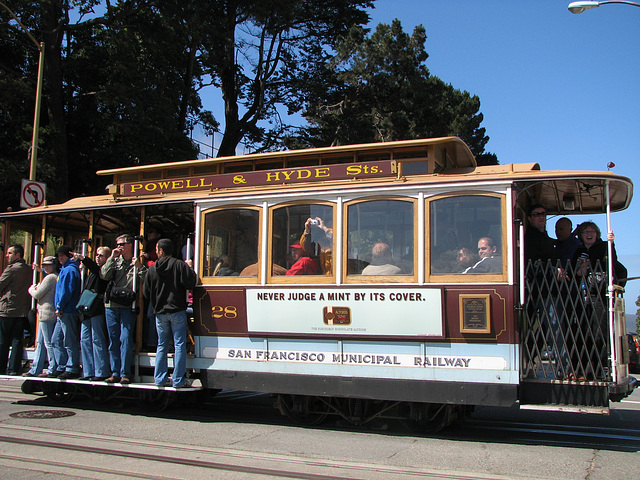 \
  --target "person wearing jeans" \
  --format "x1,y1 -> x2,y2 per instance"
154,310 -> 188,387
25,256 -> 58,377
143,238 -> 197,388
0,244 -> 32,375
52,246 -> 81,379
76,247 -> 111,381
101,234 -> 146,384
